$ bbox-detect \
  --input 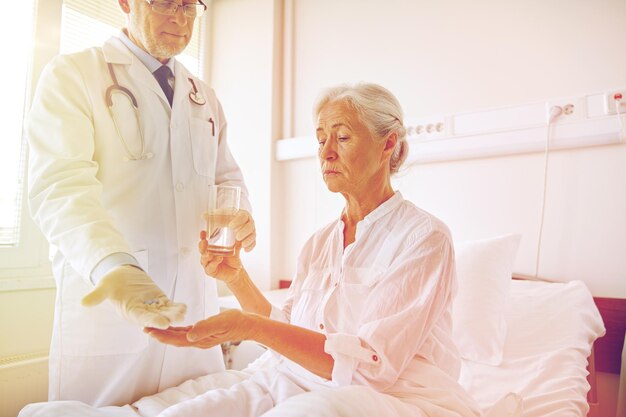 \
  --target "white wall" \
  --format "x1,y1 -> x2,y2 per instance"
265,0 -> 626,298
208,0 -> 280,292
289,0 -> 626,128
